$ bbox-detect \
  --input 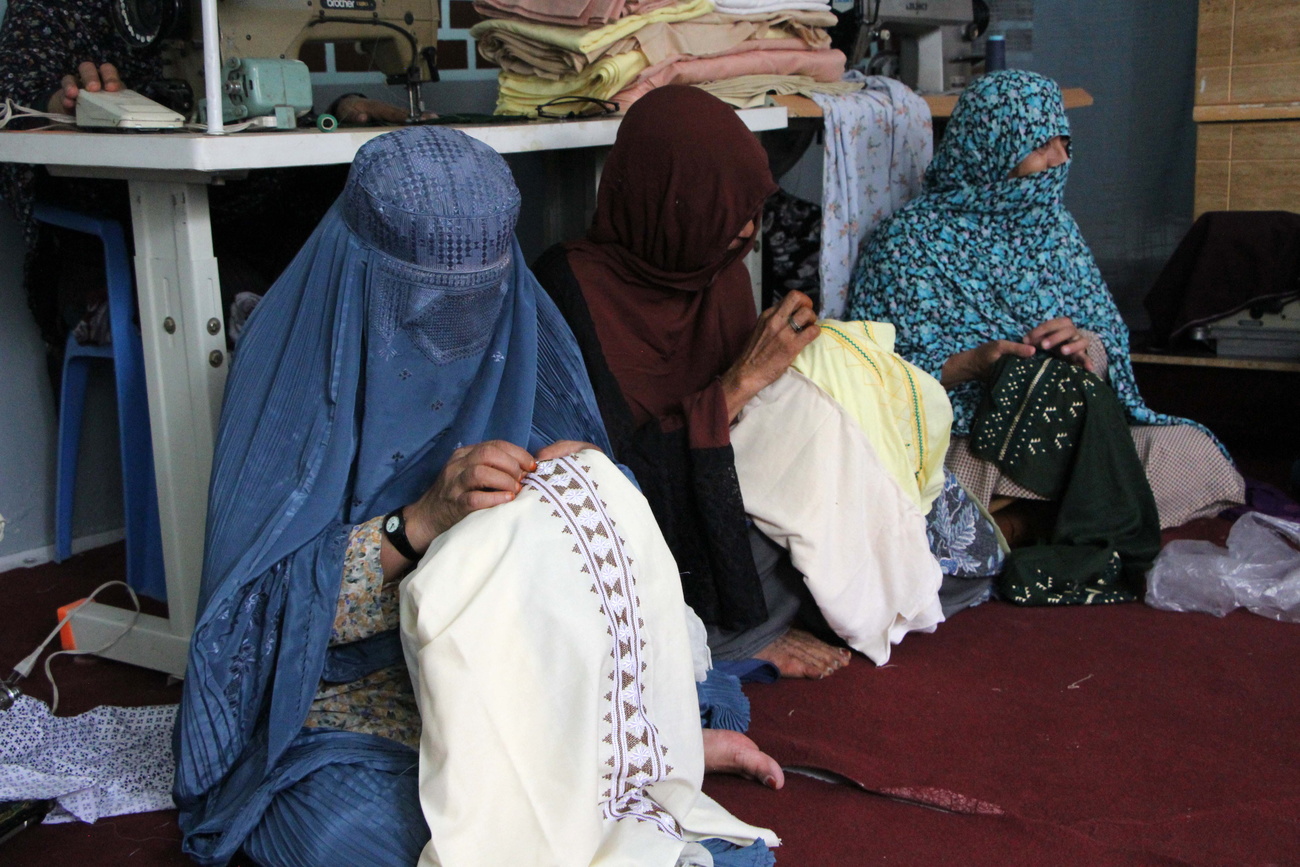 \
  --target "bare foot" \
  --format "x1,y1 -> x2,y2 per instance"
993,498 -> 1056,548
703,729 -> 784,790
753,628 -> 851,679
